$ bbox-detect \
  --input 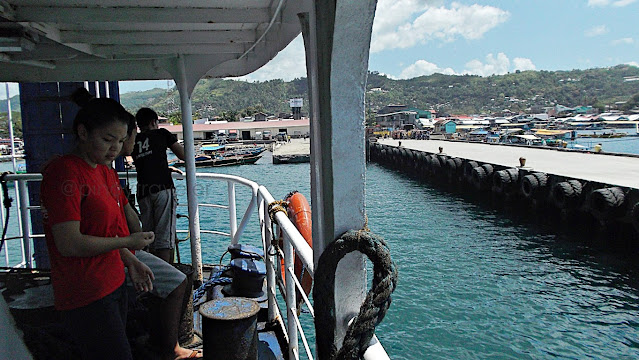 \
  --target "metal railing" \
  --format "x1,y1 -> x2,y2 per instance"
0,171 -> 389,359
